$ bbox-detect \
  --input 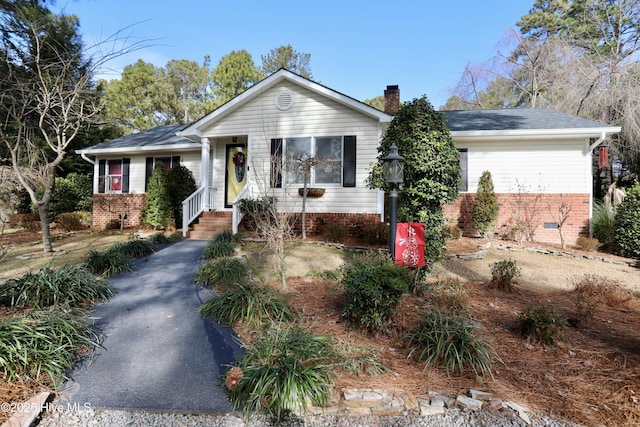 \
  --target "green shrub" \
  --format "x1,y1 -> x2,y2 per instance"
143,162 -> 172,229
405,308 -> 497,378
360,222 -> 390,246
167,164 -> 197,228
489,259 -> 521,291
83,249 -> 133,277
341,259 -> 410,334
49,173 -> 92,219
213,230 -> 242,245
575,236 -> 599,252
201,239 -> 235,260
323,222 -> 348,242
472,171 -> 499,235
514,305 -> 567,344
592,200 -> 616,251
613,181 -> 640,258
198,281 -> 295,327
195,257 -> 249,289
230,325 -> 334,421
107,238 -> 154,259
0,306 -> 99,385
1,264 -> 114,308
